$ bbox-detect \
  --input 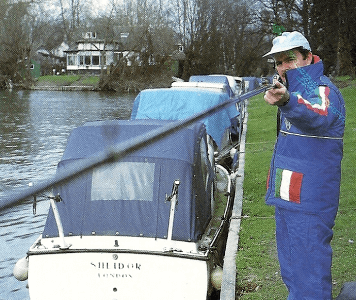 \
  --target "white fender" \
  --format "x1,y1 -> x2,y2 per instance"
211,266 -> 223,290
13,256 -> 29,281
